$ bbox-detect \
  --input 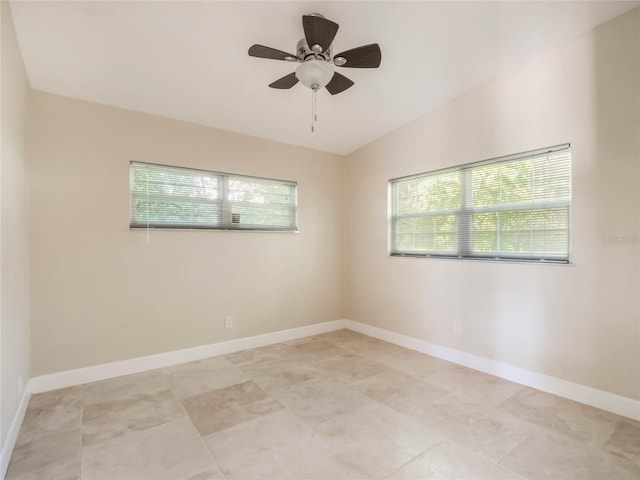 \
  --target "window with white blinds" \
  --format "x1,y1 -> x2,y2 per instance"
390,145 -> 571,263
130,162 -> 297,231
